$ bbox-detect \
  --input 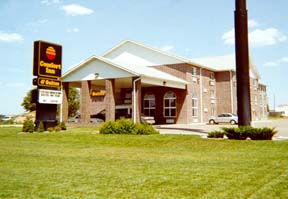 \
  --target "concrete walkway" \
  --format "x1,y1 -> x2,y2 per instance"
155,119 -> 288,140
